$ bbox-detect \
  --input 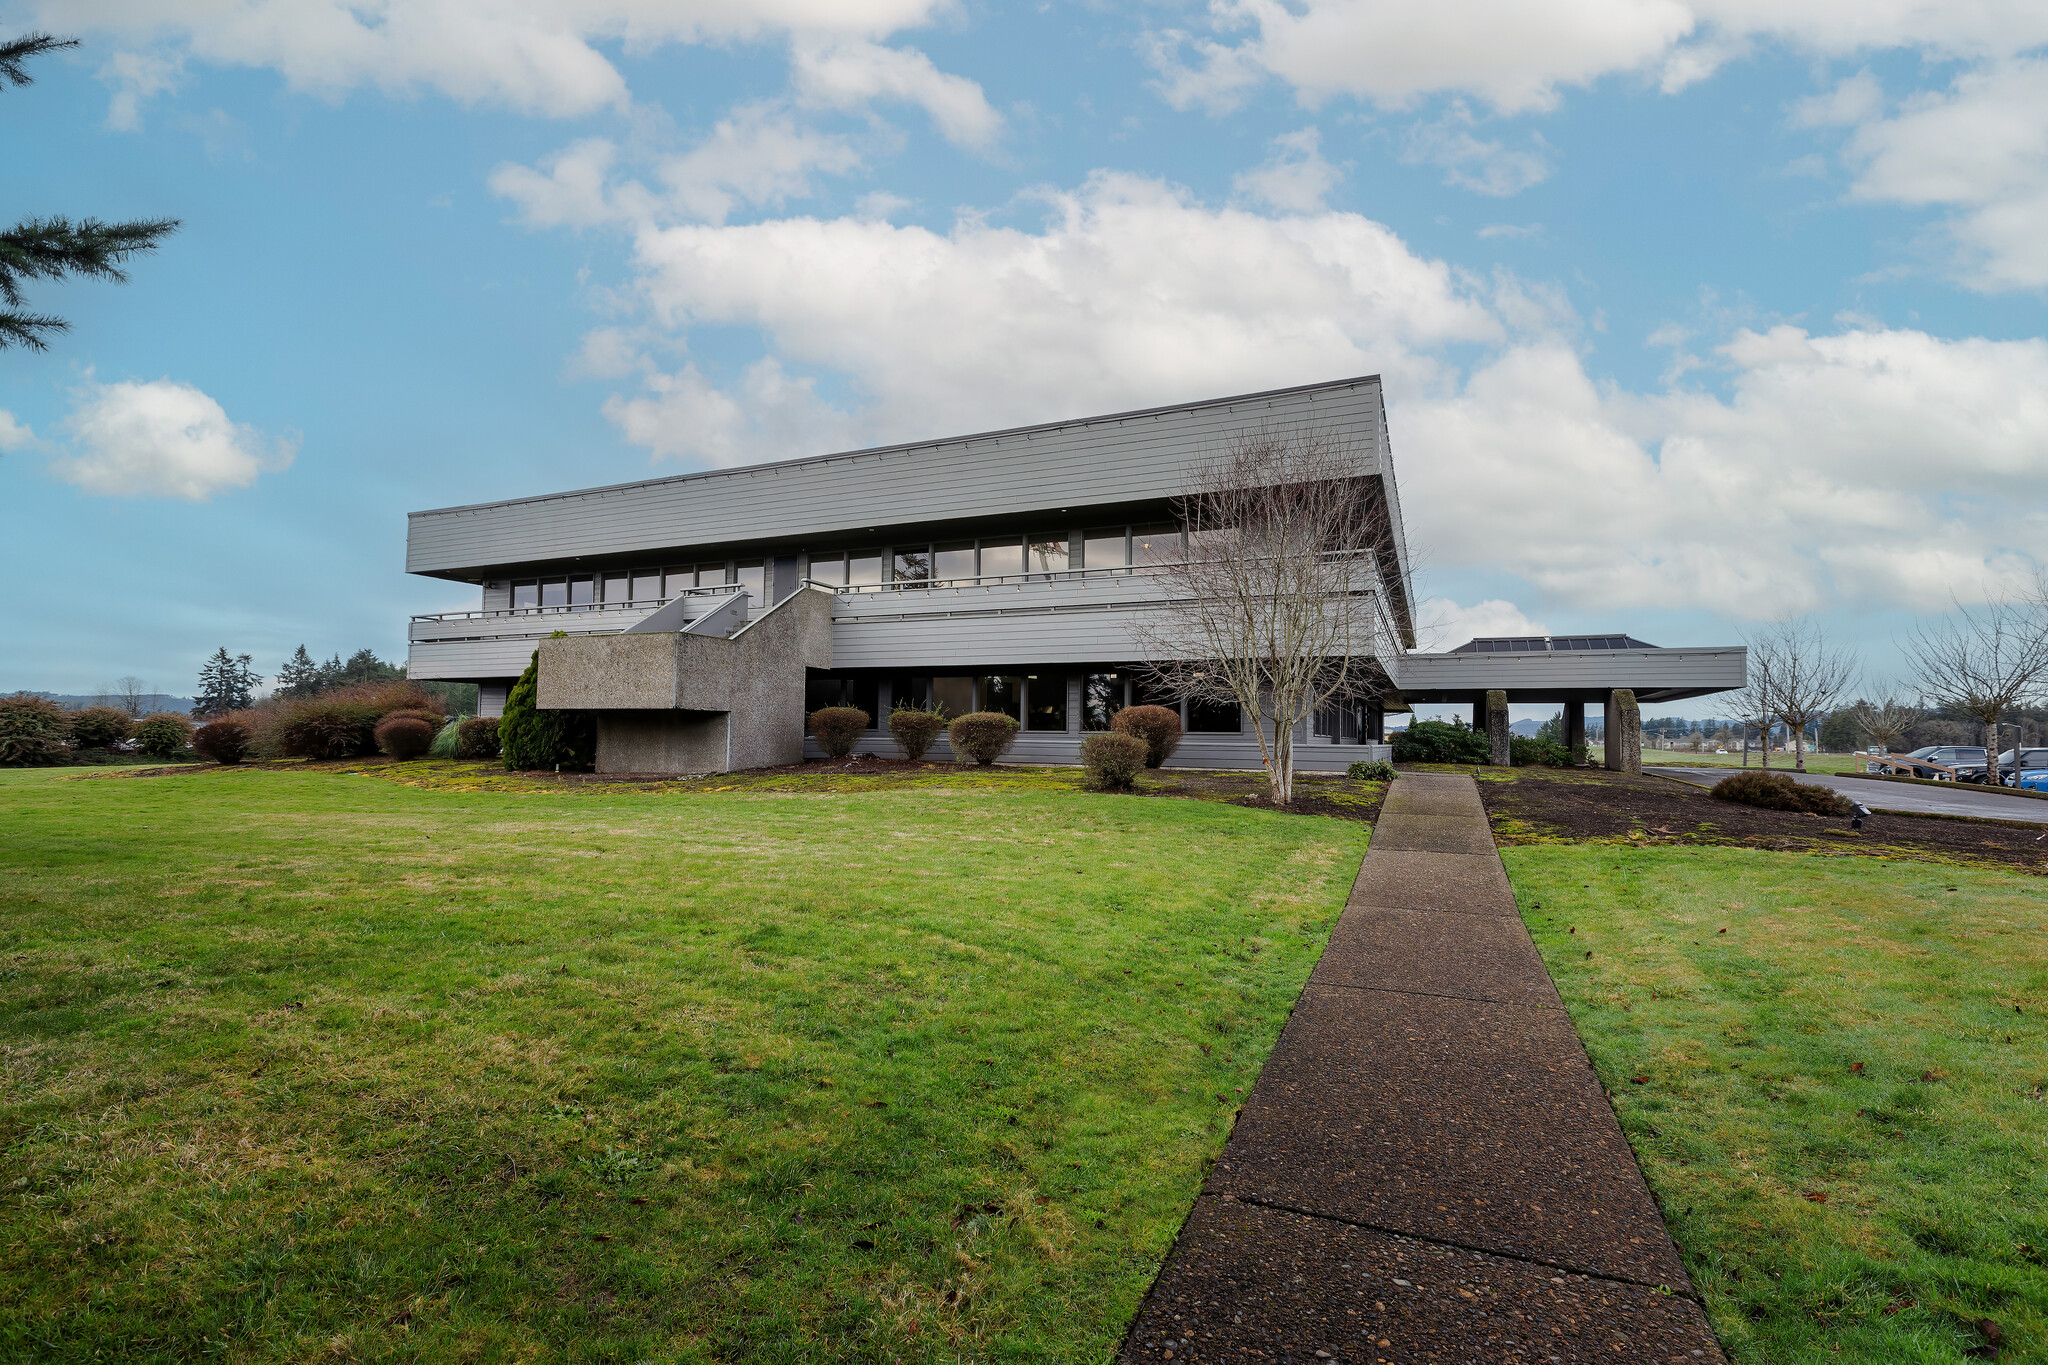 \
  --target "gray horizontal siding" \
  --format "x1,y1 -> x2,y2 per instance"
1391,647 -> 1747,693
408,379 -> 1385,574
804,731 -> 1391,772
